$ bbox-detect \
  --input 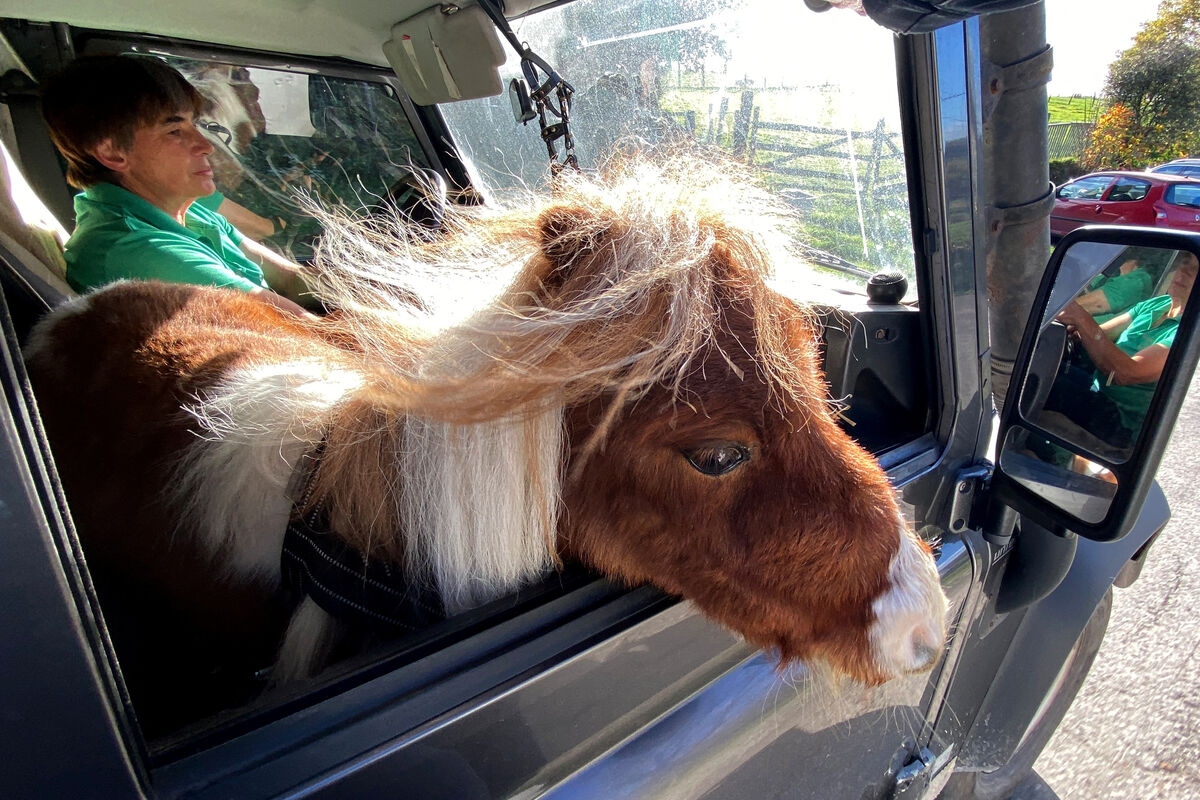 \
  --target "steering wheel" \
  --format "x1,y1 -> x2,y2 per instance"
1059,322 -> 1079,374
